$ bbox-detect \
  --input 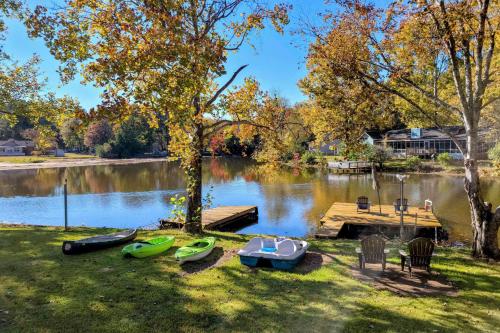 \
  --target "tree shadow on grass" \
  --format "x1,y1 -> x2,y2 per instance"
205,260 -> 465,332
341,302 -> 457,333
